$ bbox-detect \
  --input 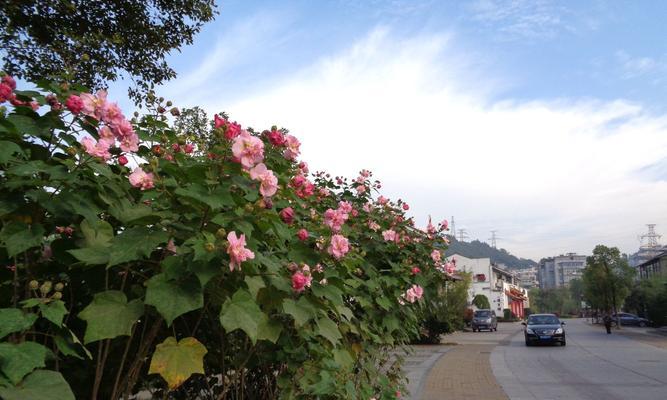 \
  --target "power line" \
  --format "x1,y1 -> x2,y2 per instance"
457,228 -> 469,242
488,230 -> 500,248
640,224 -> 661,249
